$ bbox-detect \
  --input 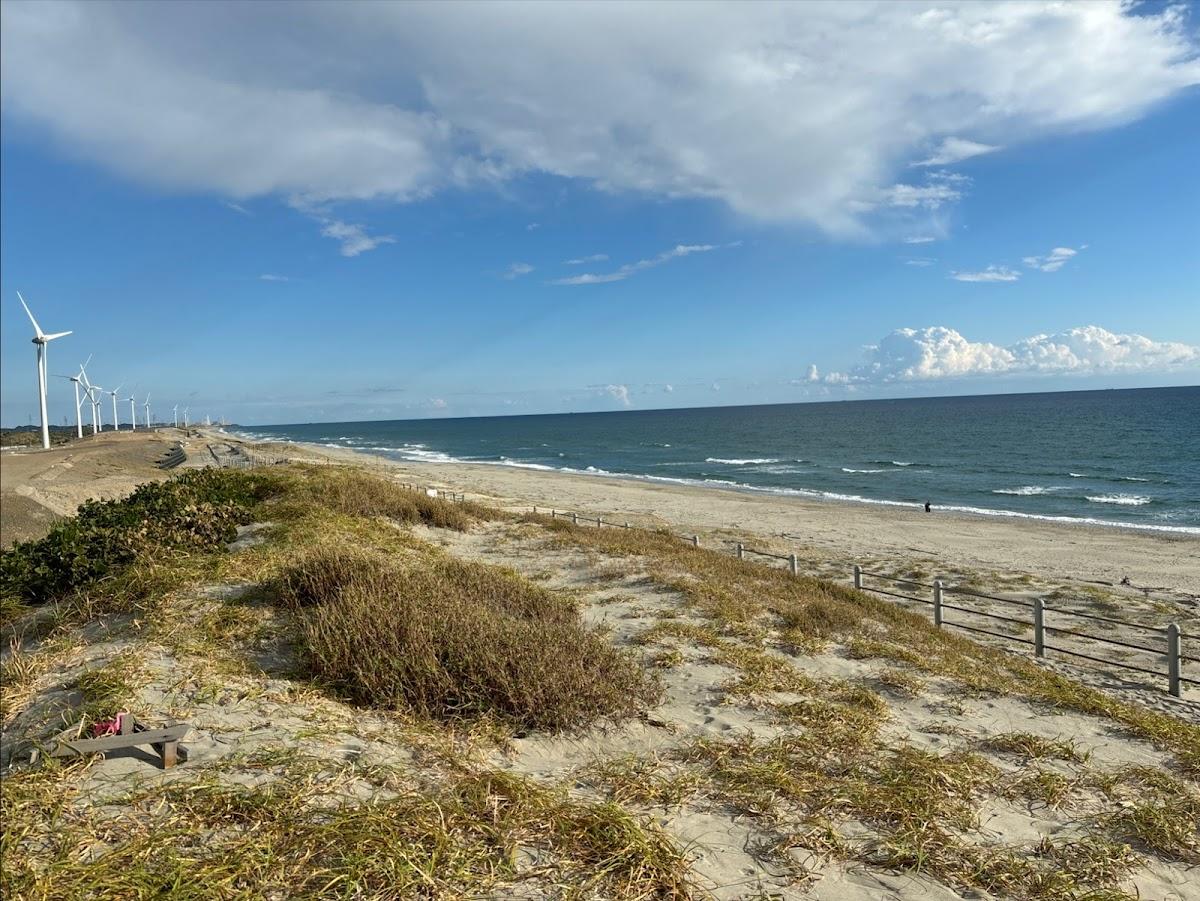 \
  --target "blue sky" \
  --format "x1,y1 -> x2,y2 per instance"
1,1 -> 1197,426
